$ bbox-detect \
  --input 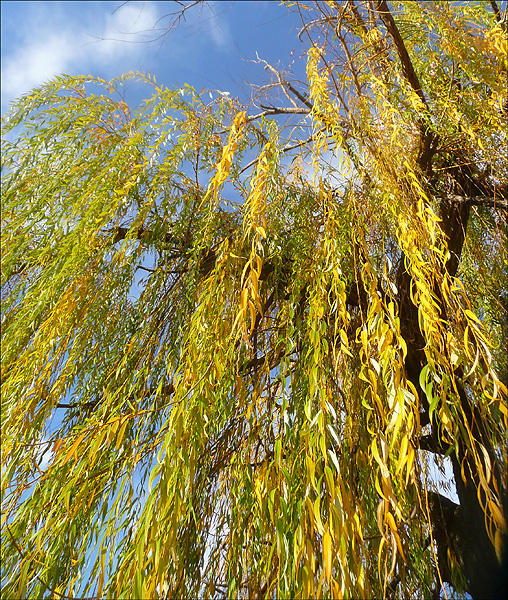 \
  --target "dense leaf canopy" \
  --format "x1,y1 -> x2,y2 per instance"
1,1 -> 507,599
